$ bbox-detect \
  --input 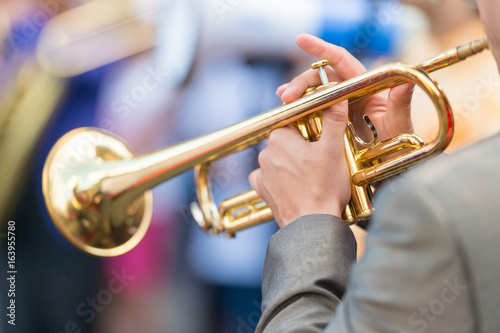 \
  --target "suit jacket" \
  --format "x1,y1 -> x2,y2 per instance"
256,133 -> 500,332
